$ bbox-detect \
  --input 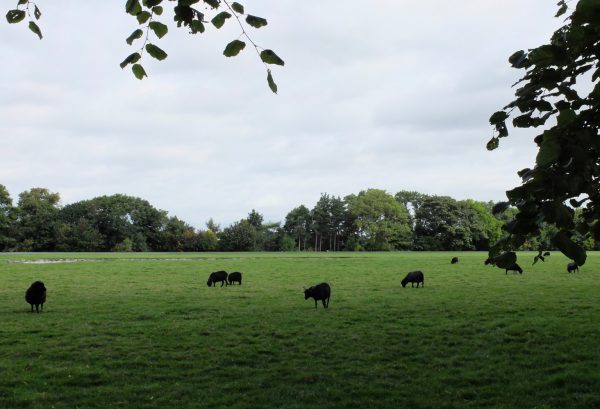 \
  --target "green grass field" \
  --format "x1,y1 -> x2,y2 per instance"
1,251 -> 599,409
